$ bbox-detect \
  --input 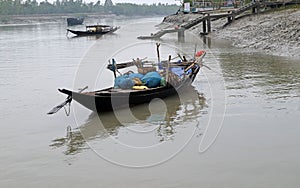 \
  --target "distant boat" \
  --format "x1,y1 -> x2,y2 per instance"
67,17 -> 84,26
67,25 -> 120,36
